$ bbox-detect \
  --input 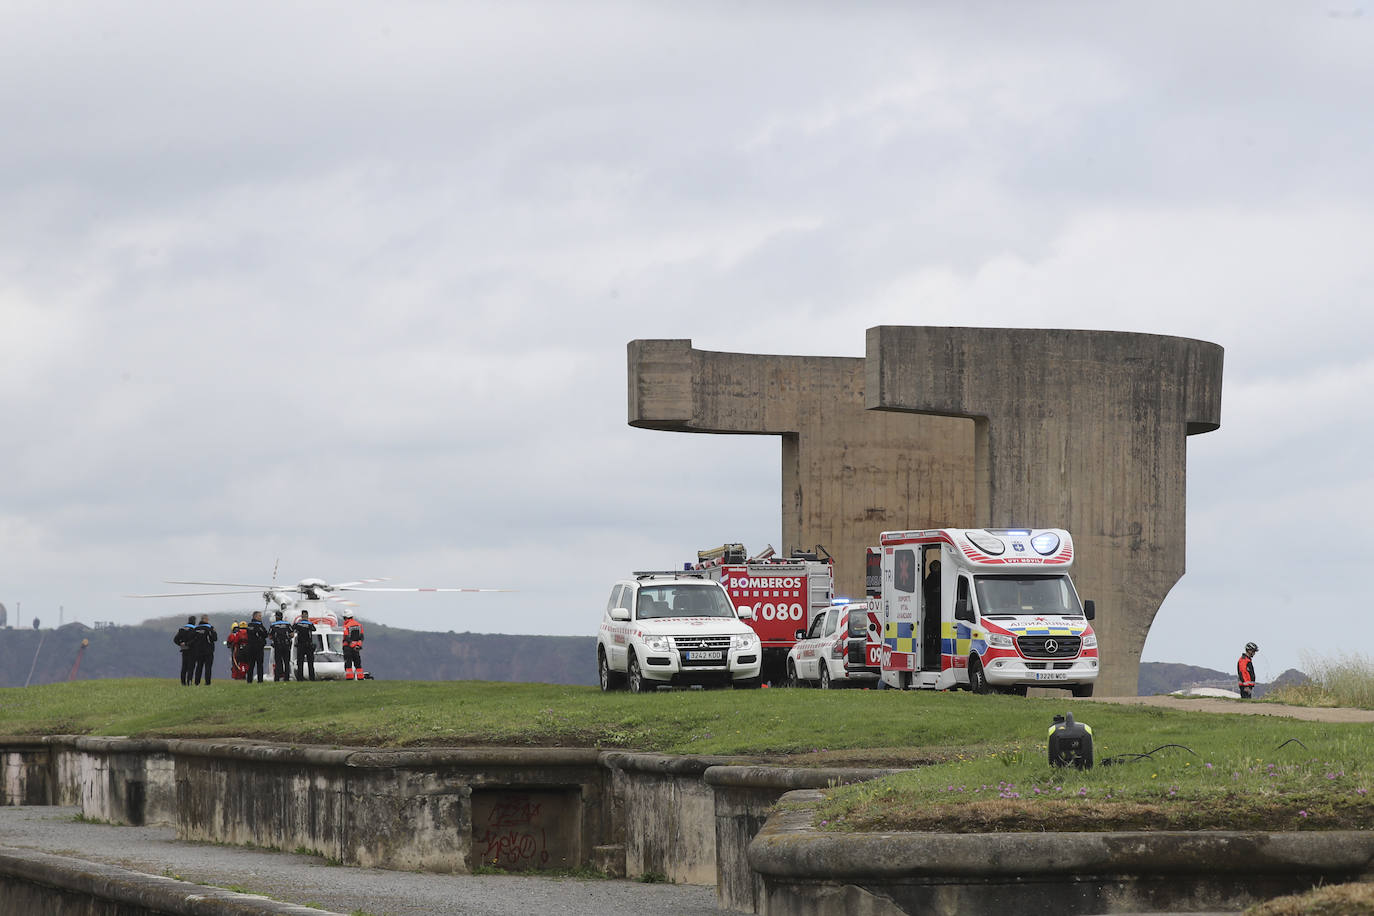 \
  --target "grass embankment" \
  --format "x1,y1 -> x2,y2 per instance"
2,679 -> 1370,833
1266,652 -> 1374,710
